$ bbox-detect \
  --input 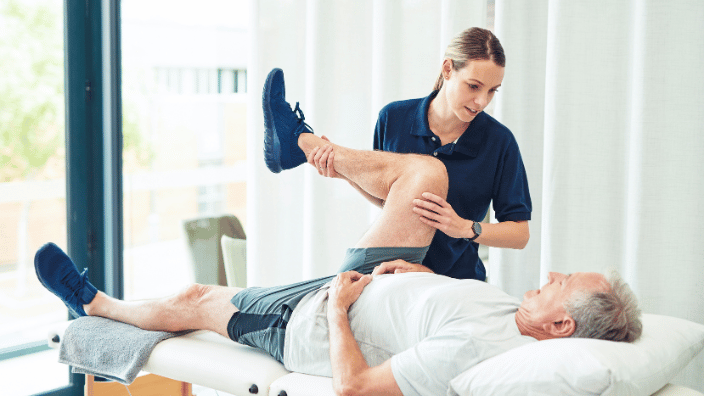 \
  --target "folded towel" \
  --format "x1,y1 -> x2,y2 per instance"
59,316 -> 186,384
